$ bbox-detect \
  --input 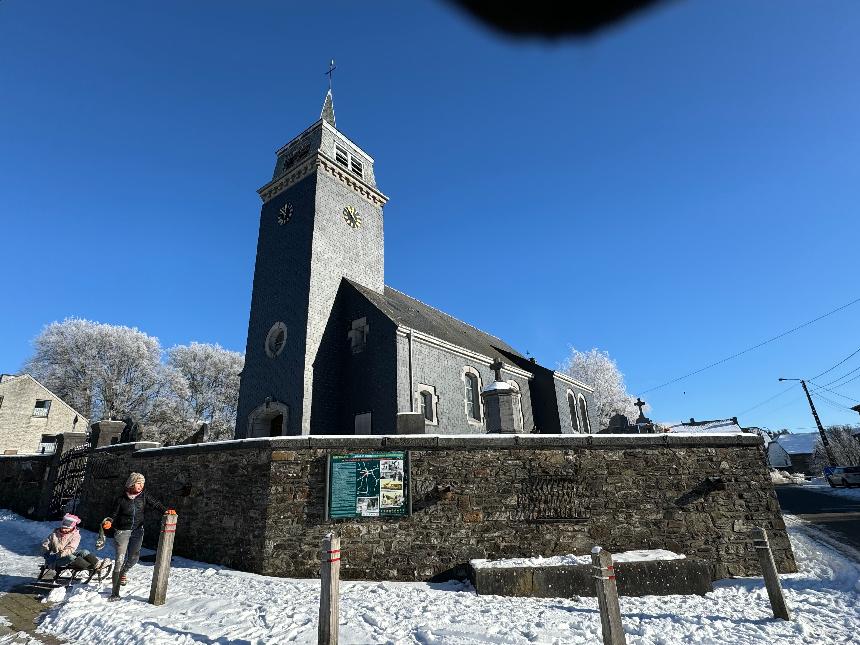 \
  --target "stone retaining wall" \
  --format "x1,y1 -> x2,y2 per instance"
471,558 -> 714,598
0,454 -> 51,517
74,433 -> 796,581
